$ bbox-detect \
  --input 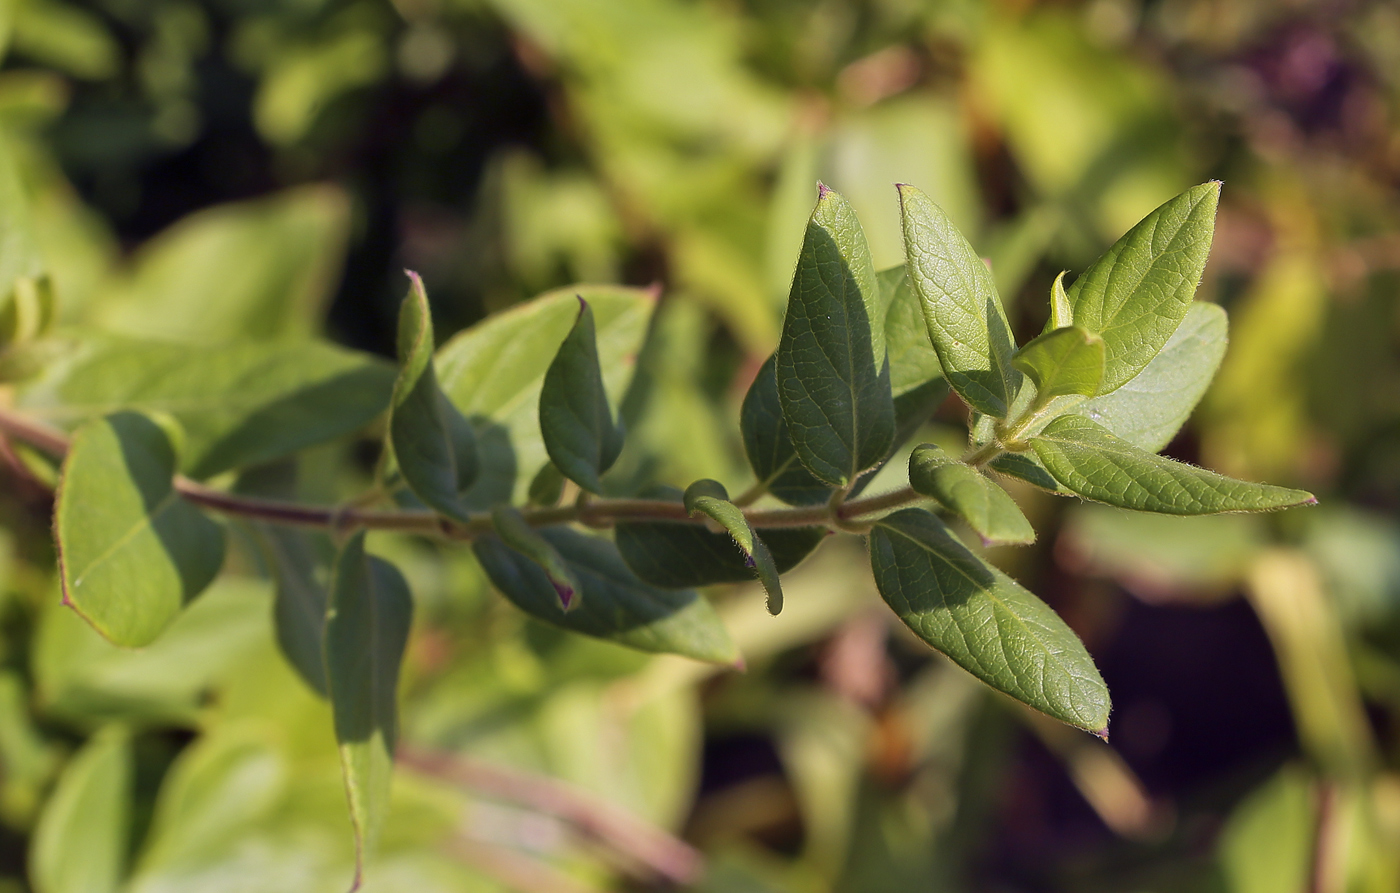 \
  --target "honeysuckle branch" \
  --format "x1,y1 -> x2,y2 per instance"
0,407 -> 929,538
